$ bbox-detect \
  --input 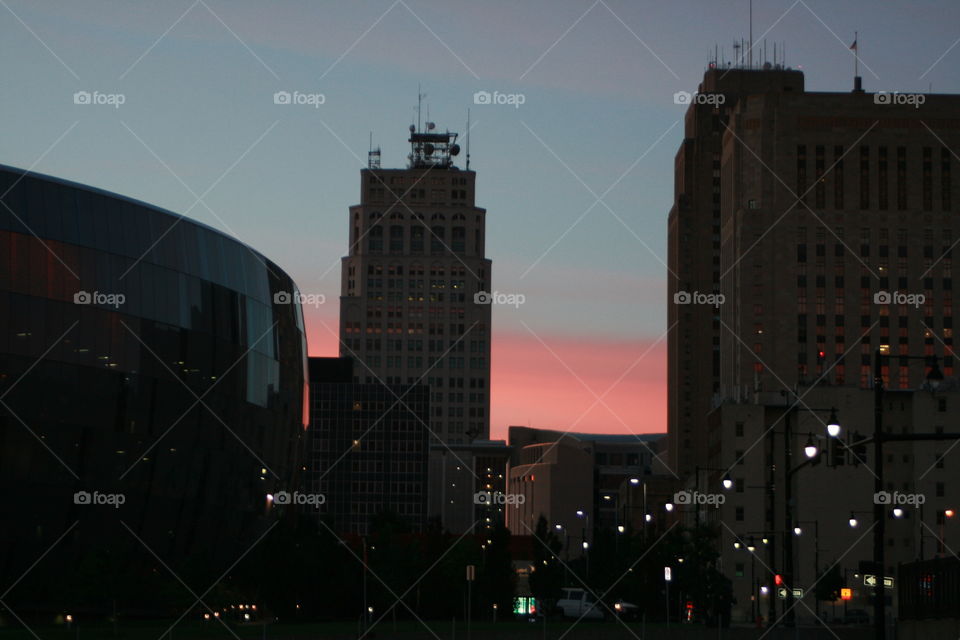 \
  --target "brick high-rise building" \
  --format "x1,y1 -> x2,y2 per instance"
339,123 -> 491,446
668,65 -> 960,478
